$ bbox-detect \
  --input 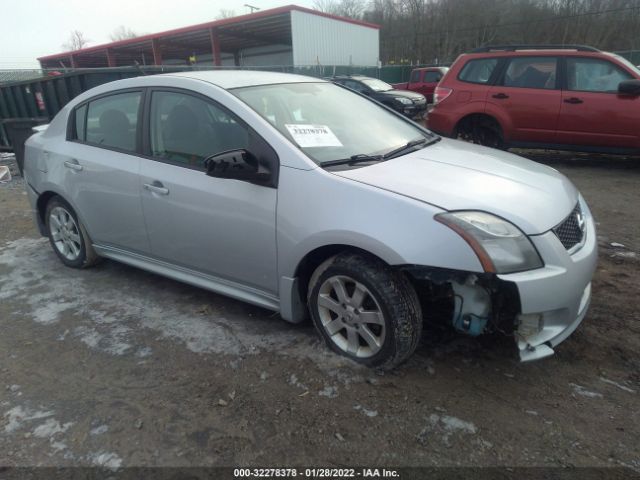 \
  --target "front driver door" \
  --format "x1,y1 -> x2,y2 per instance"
139,89 -> 278,294
556,57 -> 638,149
